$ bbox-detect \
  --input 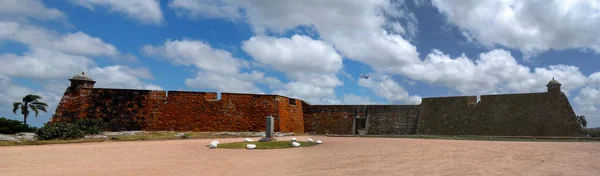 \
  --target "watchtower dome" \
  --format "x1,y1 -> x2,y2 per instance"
69,72 -> 96,90
546,77 -> 561,94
